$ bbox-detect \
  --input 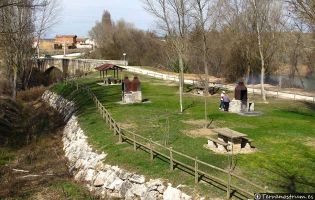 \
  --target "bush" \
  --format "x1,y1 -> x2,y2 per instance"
0,77 -> 11,96
17,86 -> 46,102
